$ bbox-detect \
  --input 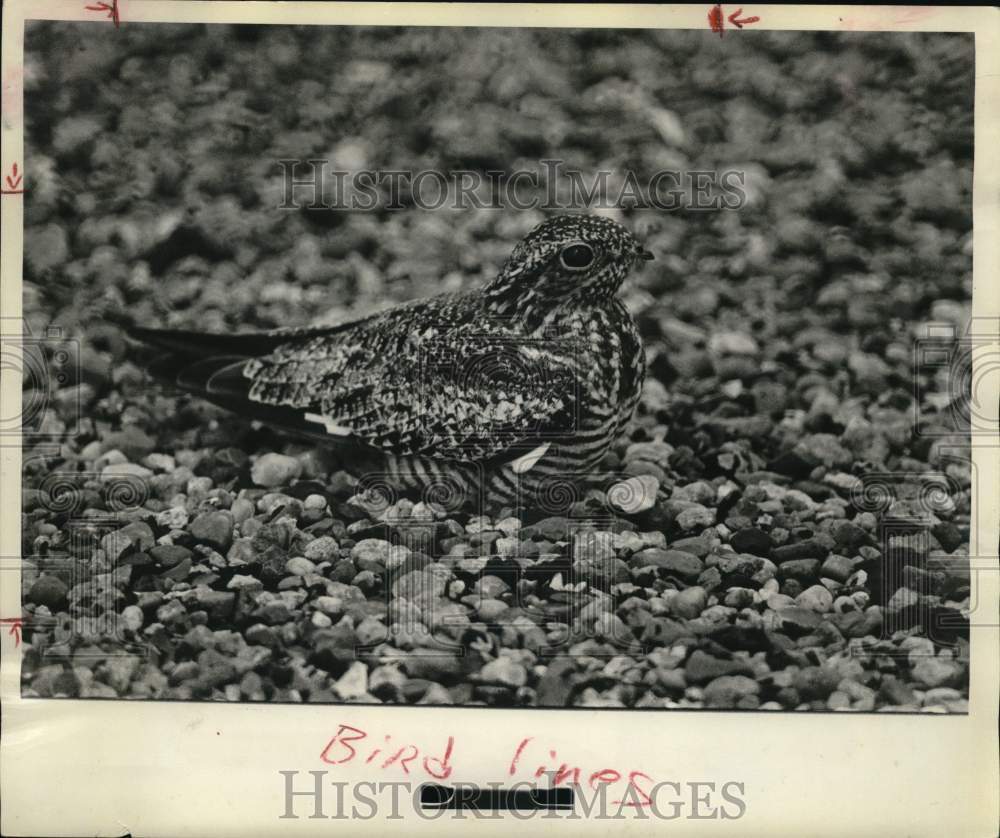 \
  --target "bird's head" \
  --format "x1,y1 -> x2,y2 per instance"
484,215 -> 653,317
